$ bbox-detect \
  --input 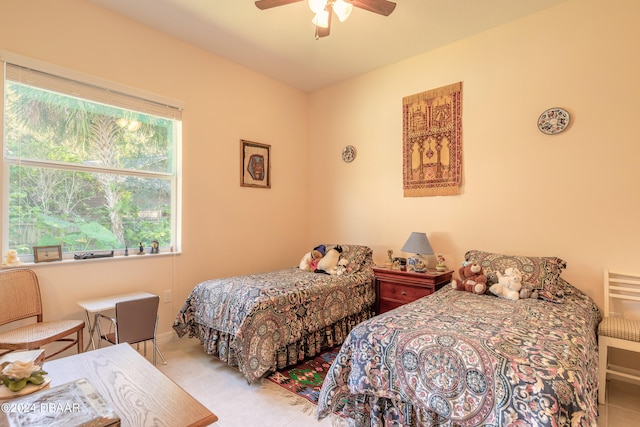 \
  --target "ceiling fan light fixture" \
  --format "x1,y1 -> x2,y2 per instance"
312,10 -> 330,28
308,0 -> 327,14
333,0 -> 353,22
256,0 -> 397,39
